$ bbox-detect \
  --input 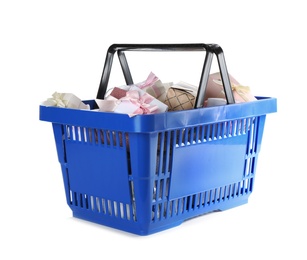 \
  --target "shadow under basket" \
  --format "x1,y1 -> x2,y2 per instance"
39,96 -> 277,235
